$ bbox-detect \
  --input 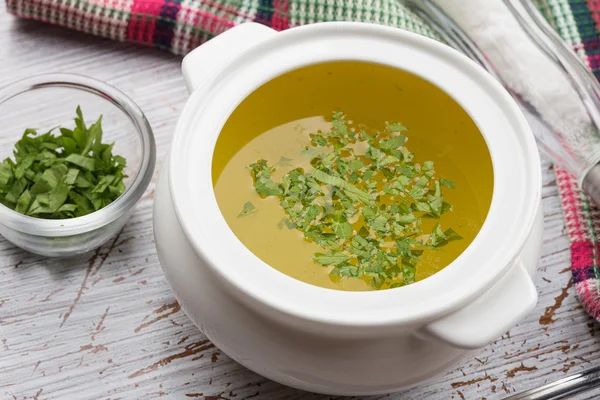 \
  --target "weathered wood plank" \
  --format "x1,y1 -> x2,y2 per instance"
1,7 -> 599,400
